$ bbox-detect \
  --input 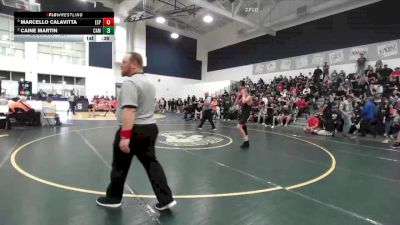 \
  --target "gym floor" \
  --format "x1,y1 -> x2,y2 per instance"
0,113 -> 399,225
